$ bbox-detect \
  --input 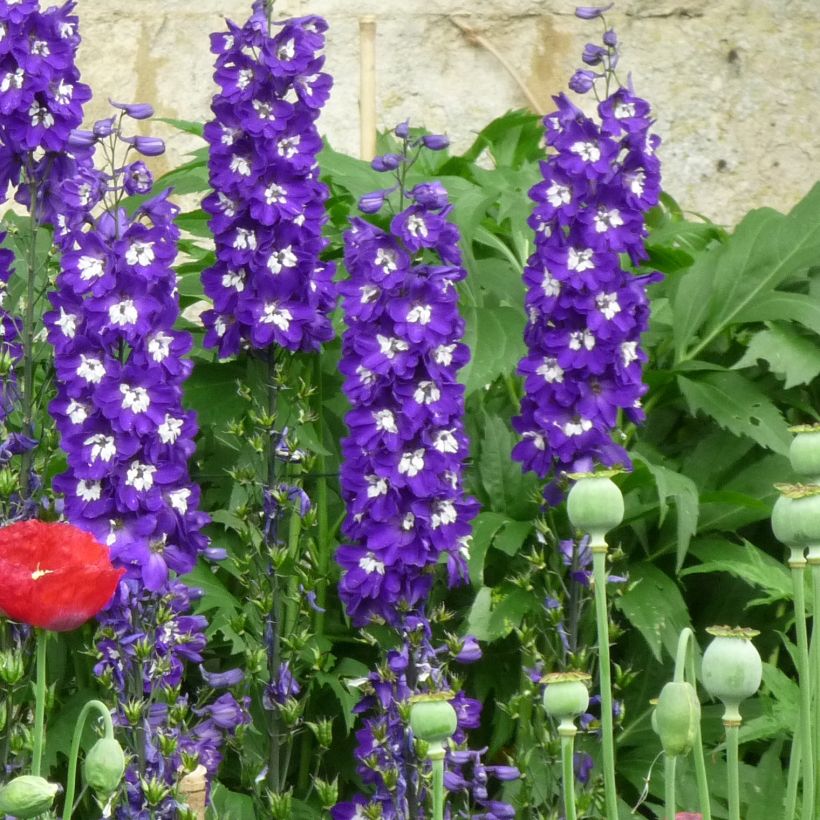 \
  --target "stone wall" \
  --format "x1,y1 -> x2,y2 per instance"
76,0 -> 820,224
